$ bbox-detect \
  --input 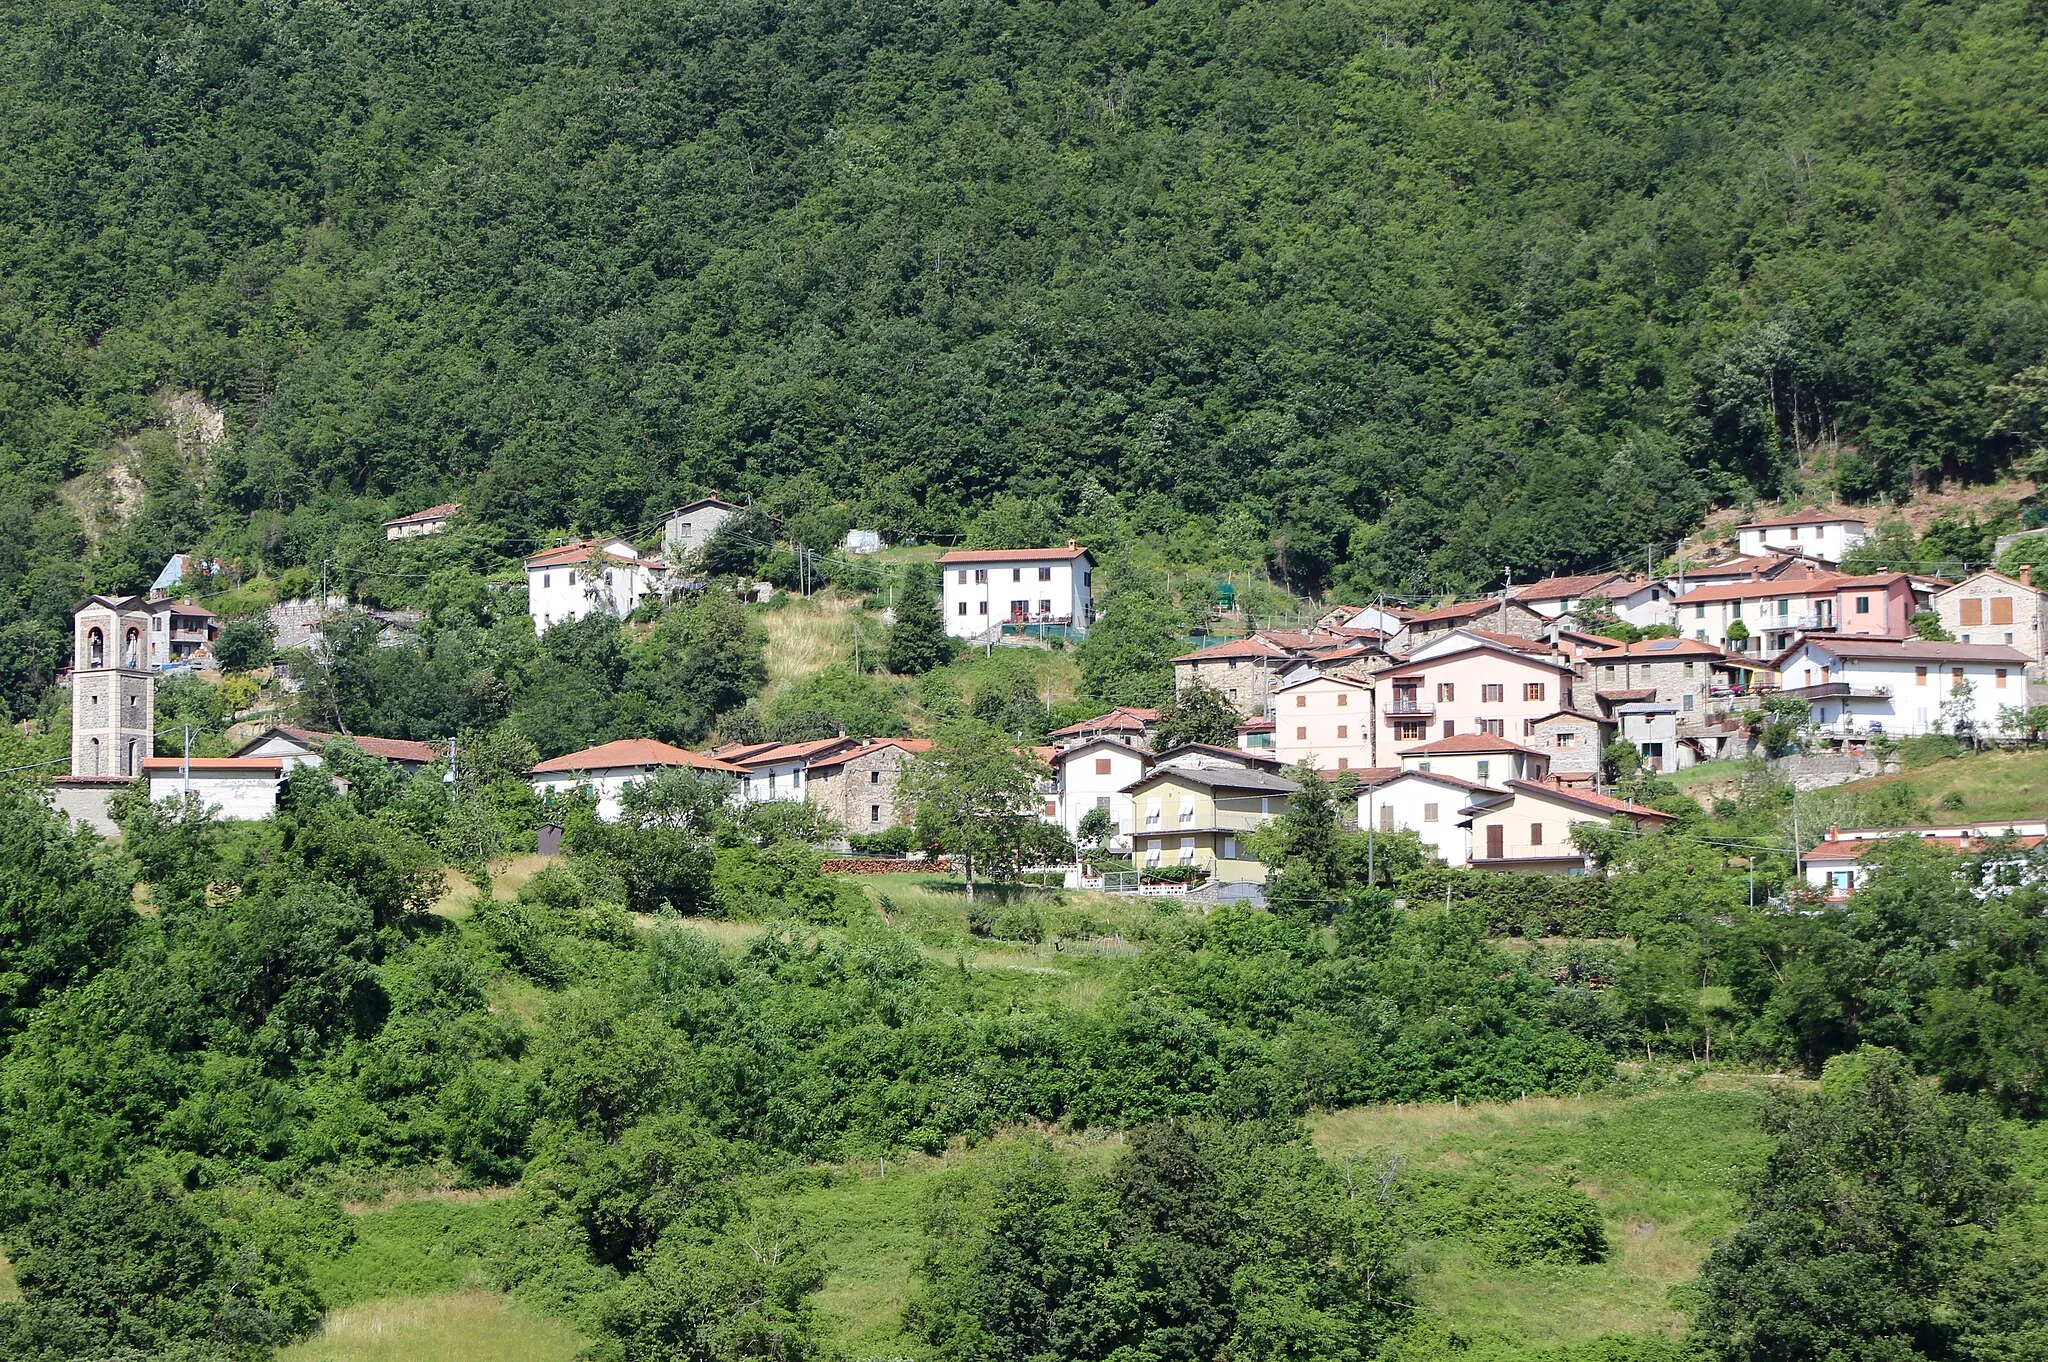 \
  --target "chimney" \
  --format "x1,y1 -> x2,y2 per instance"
1826,825 -> 1839,841
2023,564 -> 2033,589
